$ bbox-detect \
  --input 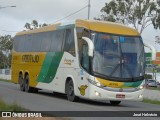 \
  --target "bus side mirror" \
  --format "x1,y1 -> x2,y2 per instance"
82,37 -> 94,57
